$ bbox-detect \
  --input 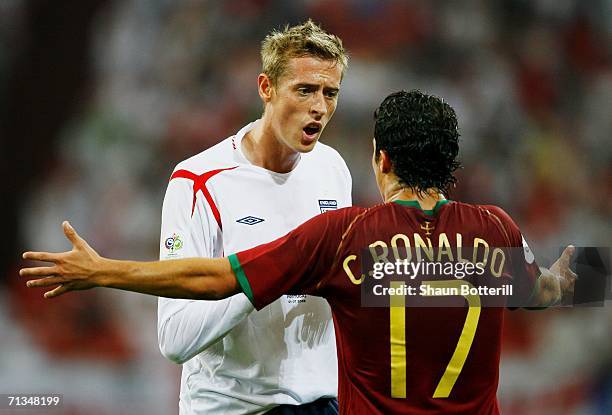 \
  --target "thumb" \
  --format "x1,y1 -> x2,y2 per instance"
63,221 -> 84,248
553,245 -> 576,276
561,245 -> 575,264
